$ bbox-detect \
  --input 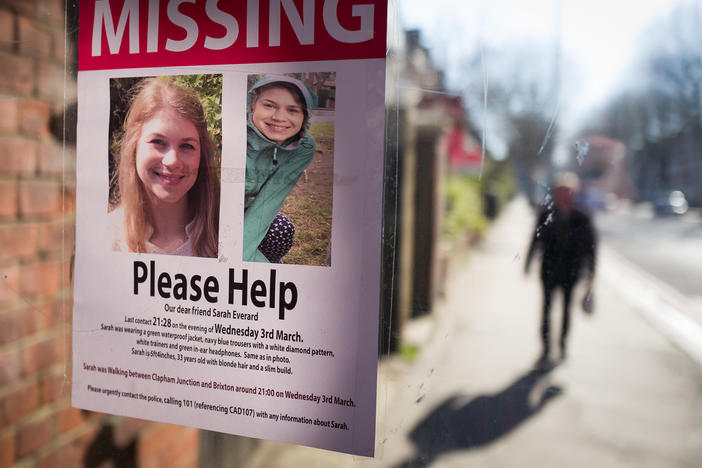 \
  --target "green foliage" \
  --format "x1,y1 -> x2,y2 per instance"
108,77 -> 143,206
483,161 -> 517,207
170,74 -> 223,156
316,87 -> 335,108
308,121 -> 334,140
399,343 -> 421,362
444,174 -> 488,239
281,197 -> 332,266
279,121 -> 334,266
